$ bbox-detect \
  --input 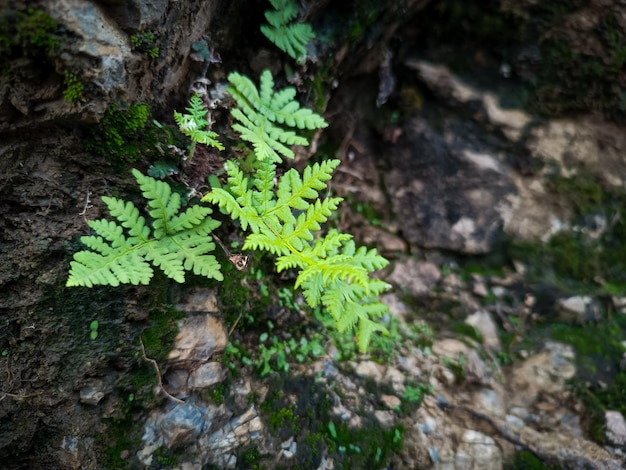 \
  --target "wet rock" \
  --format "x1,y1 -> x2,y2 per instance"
387,259 -> 441,297
455,430 -> 502,470
168,315 -> 227,363
465,310 -> 501,351
605,411 -> 626,448
59,435 -> 80,470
